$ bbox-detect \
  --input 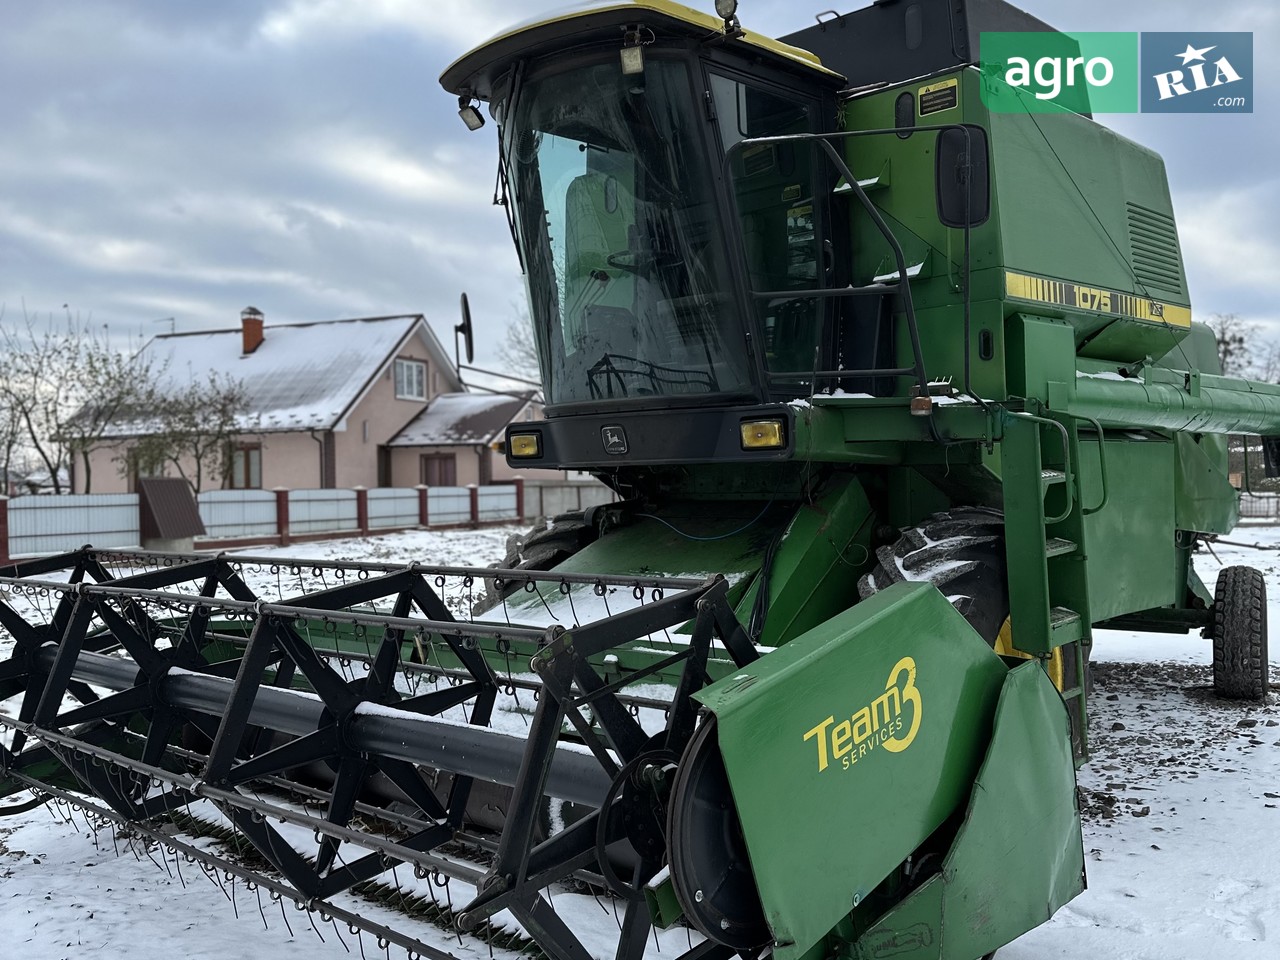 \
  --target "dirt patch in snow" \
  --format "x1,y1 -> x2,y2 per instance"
1079,660 -> 1280,825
